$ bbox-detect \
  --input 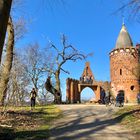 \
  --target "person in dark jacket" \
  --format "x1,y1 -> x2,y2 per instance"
30,88 -> 37,110
104,90 -> 110,106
